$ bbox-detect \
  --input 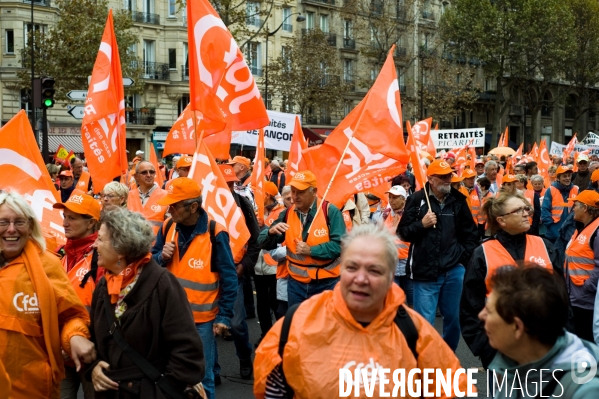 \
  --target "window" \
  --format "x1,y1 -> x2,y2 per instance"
306,12 -> 314,29
370,66 -> 379,81
143,0 -> 154,14
168,0 -> 176,16
168,48 -> 176,69
5,30 -> 14,54
262,93 -> 272,110
246,2 -> 260,26
282,46 -> 291,71
123,0 -> 134,11
143,40 -> 155,77
245,42 -> 261,76
343,59 -> 353,81
282,8 -> 292,32
320,15 -> 329,33
183,43 -> 189,78
281,95 -> 293,113
344,101 -> 353,116
343,20 -> 352,39
24,24 -> 45,46
398,67 -> 405,87
178,95 -> 190,115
